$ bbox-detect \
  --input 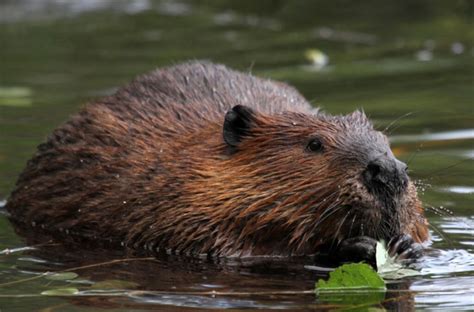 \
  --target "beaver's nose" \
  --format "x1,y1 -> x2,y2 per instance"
363,155 -> 408,196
